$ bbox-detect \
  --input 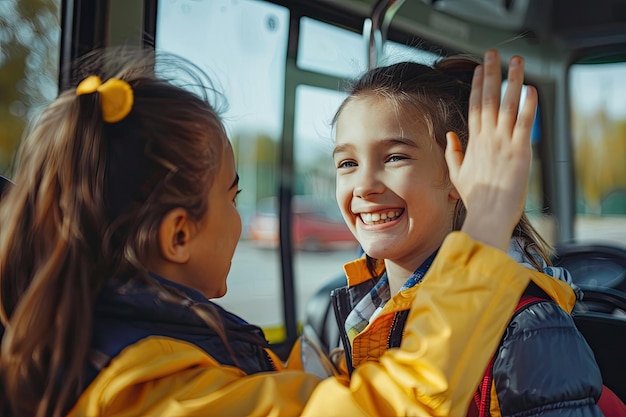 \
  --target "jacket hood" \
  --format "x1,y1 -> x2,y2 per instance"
507,237 -> 580,311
